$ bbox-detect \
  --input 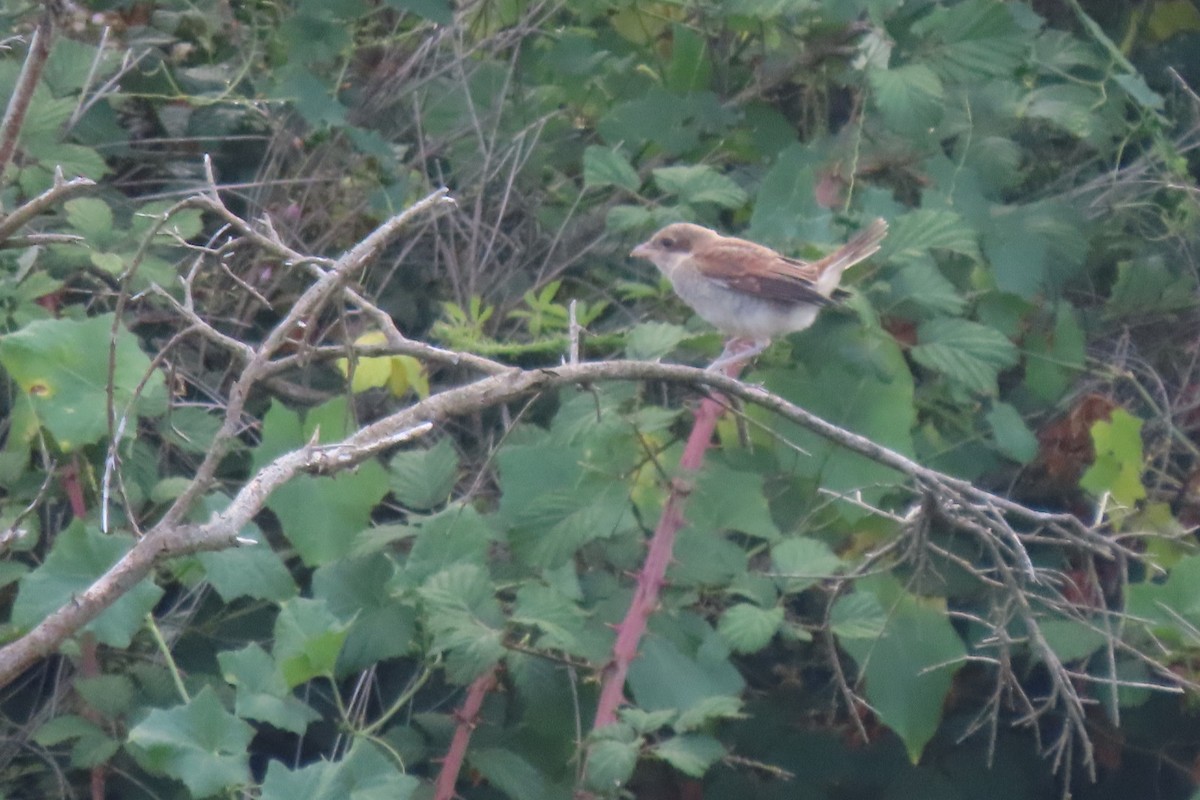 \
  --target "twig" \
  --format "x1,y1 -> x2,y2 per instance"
0,11 -> 53,182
